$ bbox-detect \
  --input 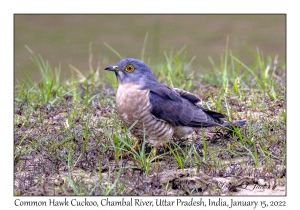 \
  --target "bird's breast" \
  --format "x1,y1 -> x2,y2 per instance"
116,83 -> 151,125
115,83 -> 174,146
